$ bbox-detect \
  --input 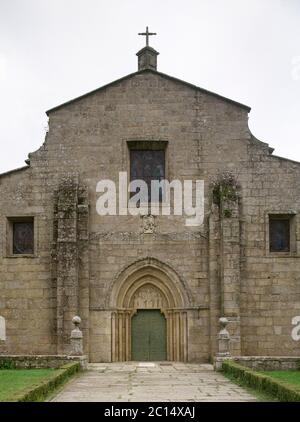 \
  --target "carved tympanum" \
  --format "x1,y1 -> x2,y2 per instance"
130,283 -> 167,309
